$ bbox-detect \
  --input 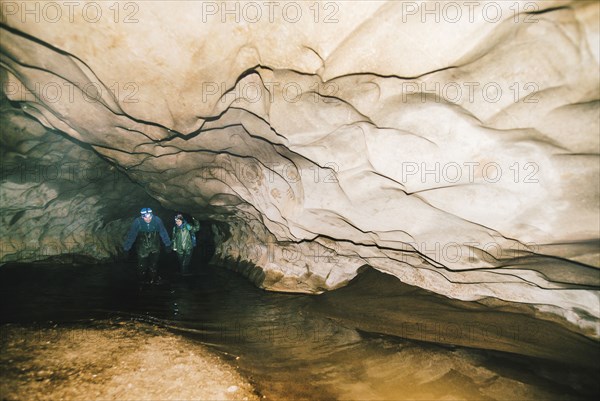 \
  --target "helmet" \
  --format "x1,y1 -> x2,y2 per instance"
174,213 -> 184,221
140,207 -> 153,216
